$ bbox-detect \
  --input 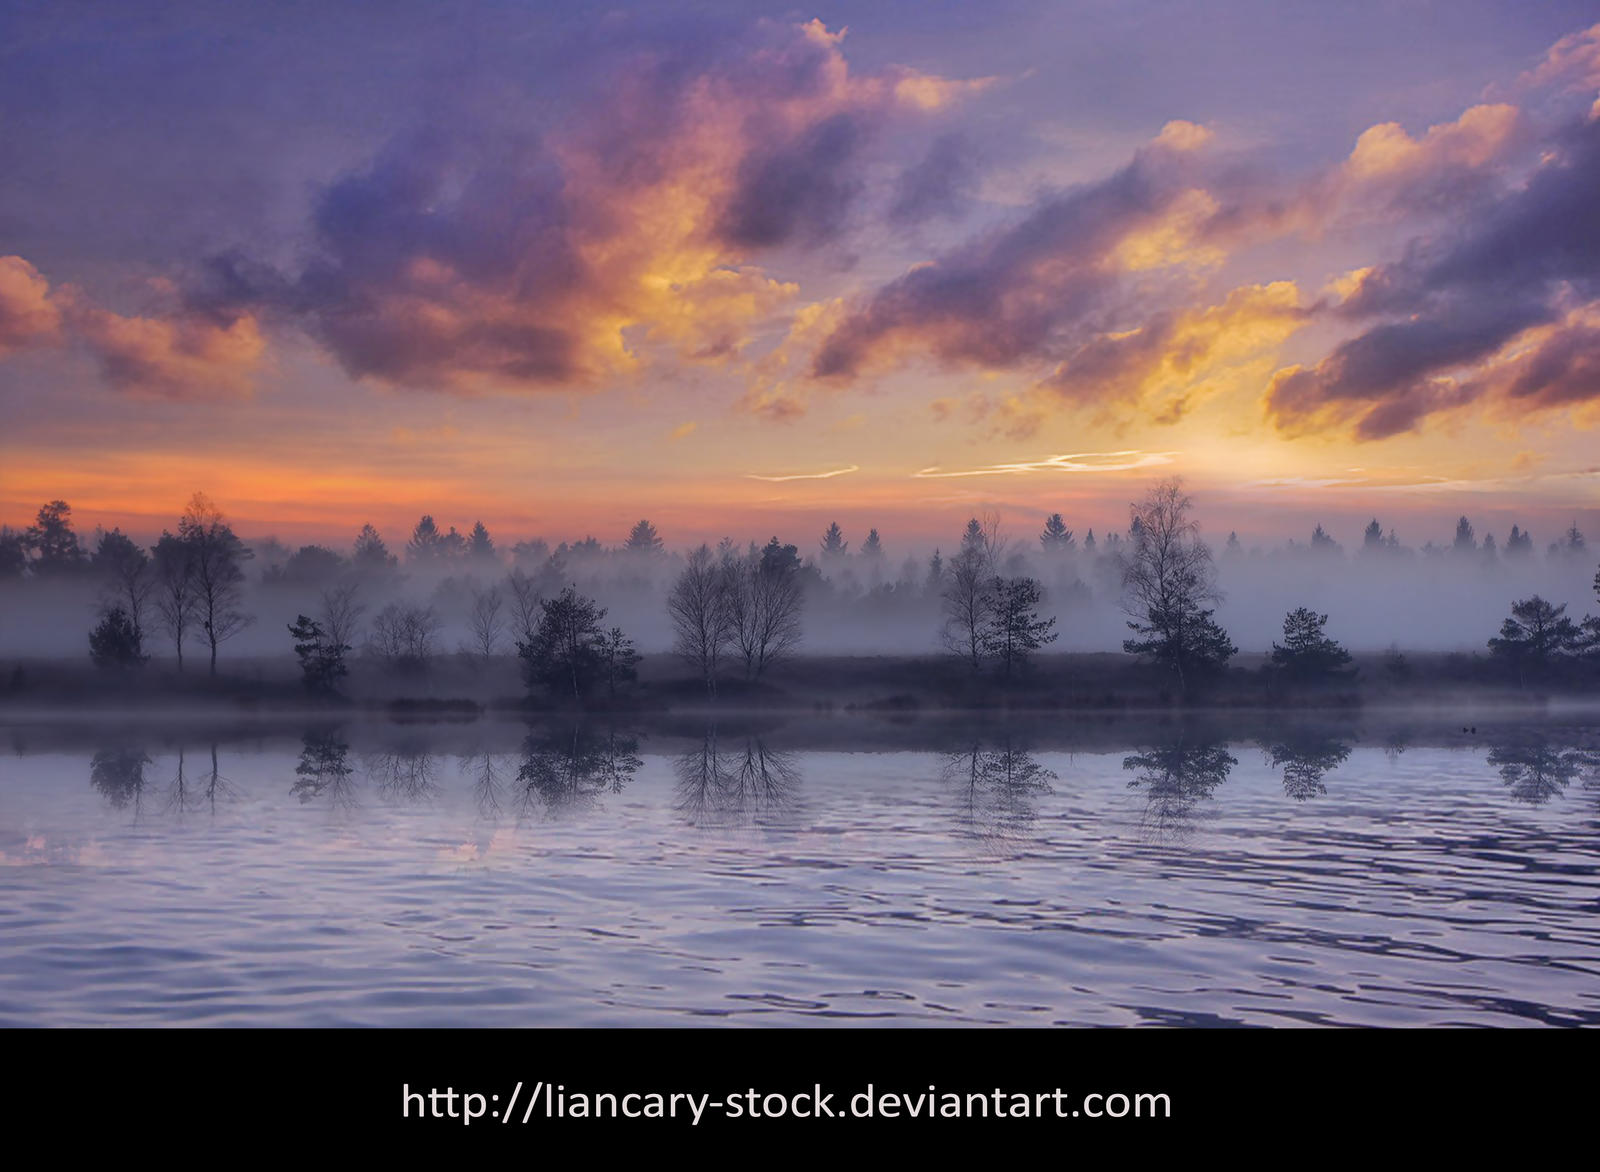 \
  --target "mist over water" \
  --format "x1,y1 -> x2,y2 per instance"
2,513 -> 1597,661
